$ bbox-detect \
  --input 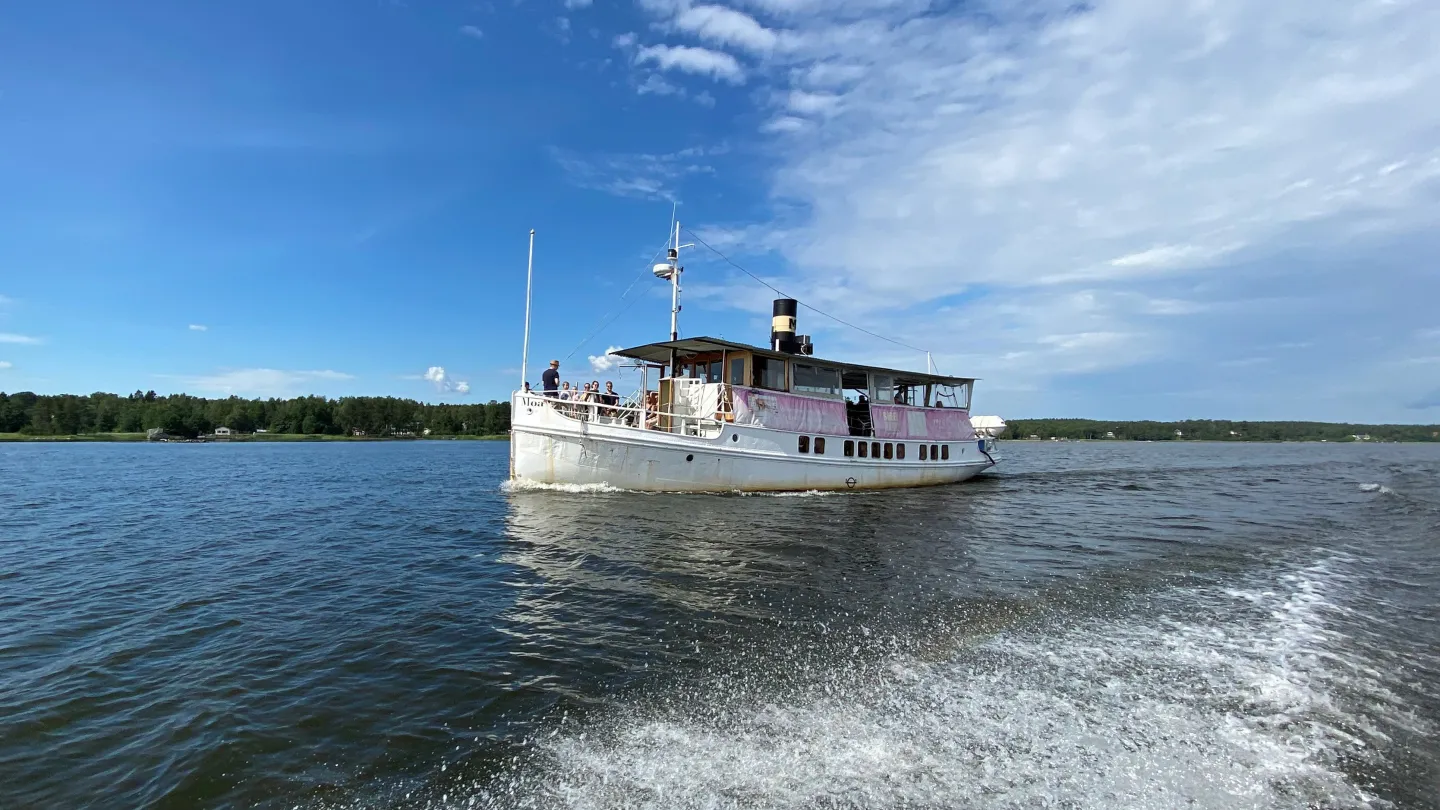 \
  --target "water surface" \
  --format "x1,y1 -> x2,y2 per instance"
1,441 -> 1437,808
